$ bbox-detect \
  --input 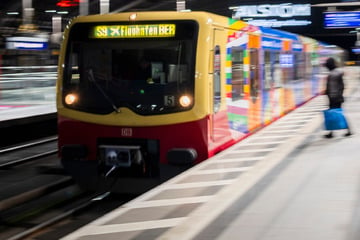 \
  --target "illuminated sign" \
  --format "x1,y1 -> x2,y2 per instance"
231,4 -> 310,18
324,11 -> 360,28
229,3 -> 312,28
352,47 -> 360,54
247,19 -> 311,27
6,36 -> 48,50
92,24 -> 176,38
